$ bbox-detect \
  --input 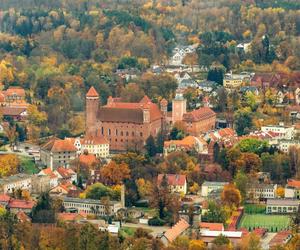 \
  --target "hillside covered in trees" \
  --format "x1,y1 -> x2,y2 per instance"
0,0 -> 299,137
